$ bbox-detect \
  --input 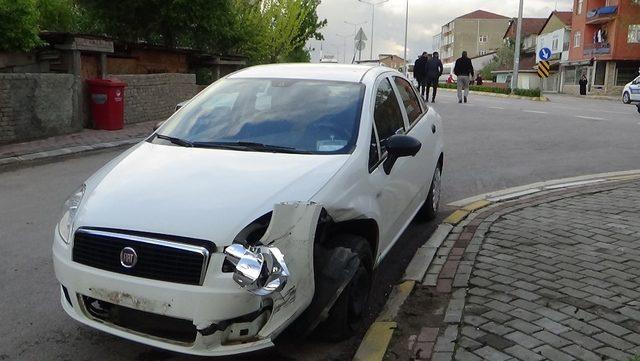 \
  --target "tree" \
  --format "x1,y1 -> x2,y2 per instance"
480,43 -> 515,80
0,0 -> 42,51
37,0 -> 79,32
